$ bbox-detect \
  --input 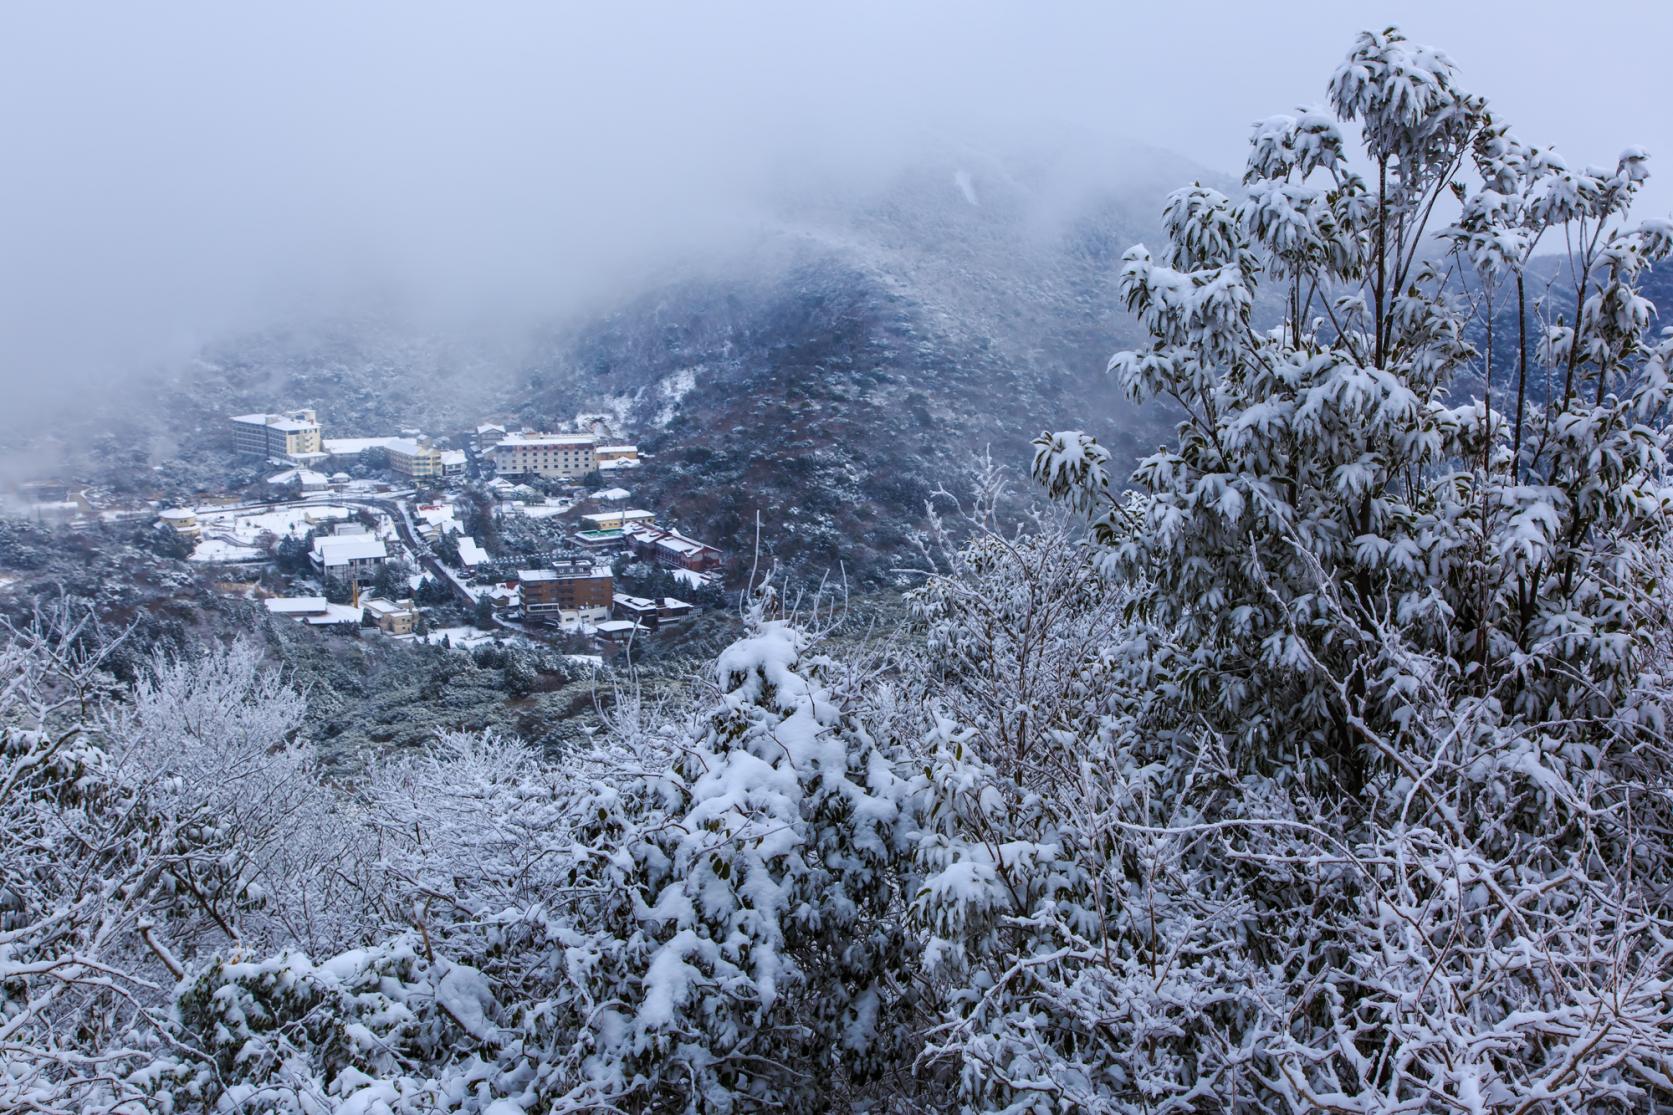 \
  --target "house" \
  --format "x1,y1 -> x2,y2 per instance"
594,619 -> 646,646
612,593 -> 660,627
483,583 -> 521,612
579,508 -> 656,531
456,536 -> 489,568
518,558 -> 613,624
657,596 -> 695,624
440,449 -> 467,478
623,524 -> 724,573
612,593 -> 696,630
264,596 -> 363,627
475,423 -> 507,449
311,535 -> 387,583
362,596 -> 418,635
594,486 -> 632,502
267,467 -> 329,493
